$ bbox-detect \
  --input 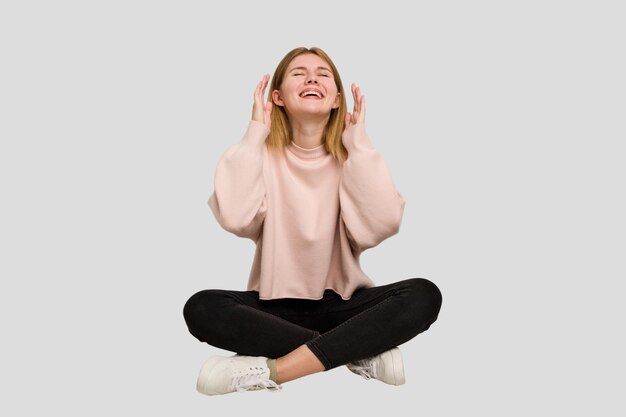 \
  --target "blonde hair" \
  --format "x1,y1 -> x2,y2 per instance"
266,47 -> 348,163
